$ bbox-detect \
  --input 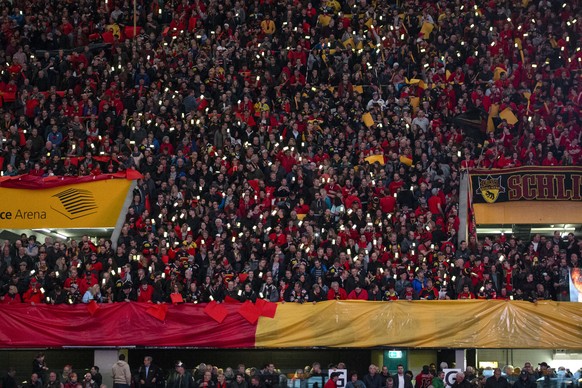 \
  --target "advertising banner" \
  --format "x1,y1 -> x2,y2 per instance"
469,167 -> 582,204
0,173 -> 137,229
